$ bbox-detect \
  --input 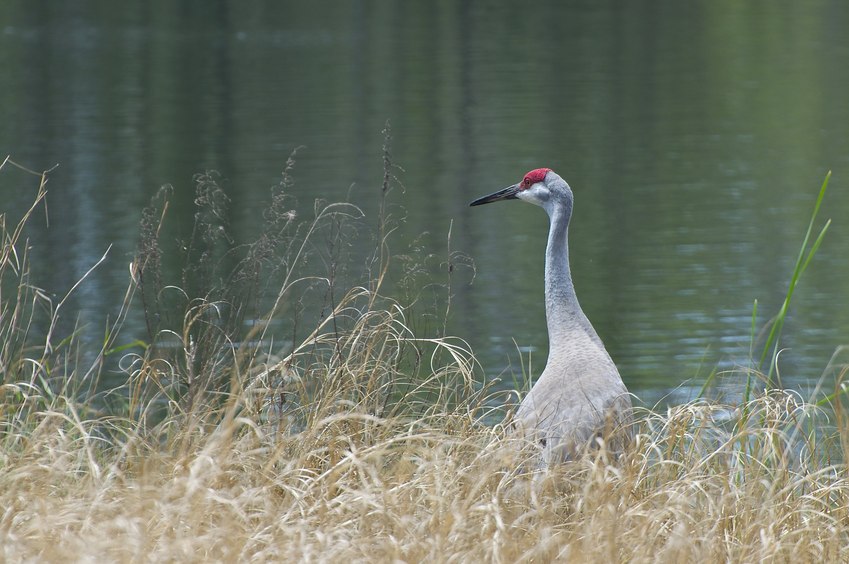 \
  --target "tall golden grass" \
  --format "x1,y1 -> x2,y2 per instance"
1,154 -> 847,562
